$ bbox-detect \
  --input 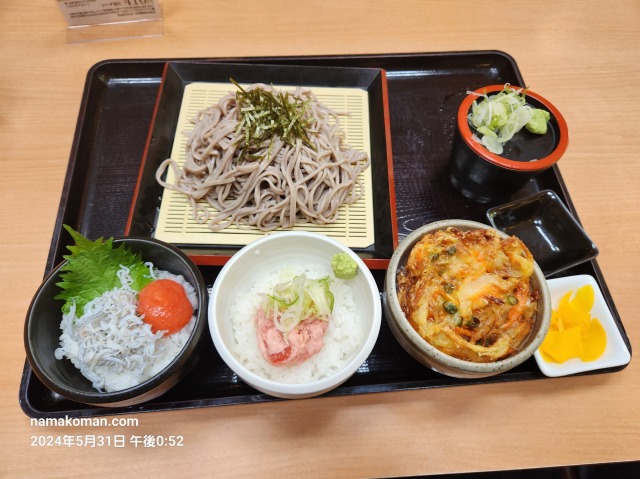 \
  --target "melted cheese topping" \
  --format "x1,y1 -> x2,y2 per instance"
397,227 -> 539,362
